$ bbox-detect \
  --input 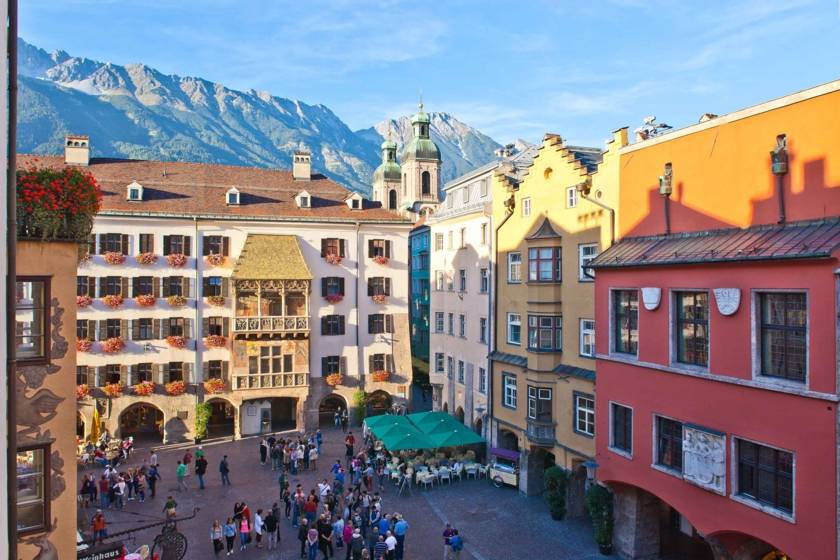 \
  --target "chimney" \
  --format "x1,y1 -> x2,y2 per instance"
699,113 -> 718,123
65,134 -> 90,166
293,150 -> 311,181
